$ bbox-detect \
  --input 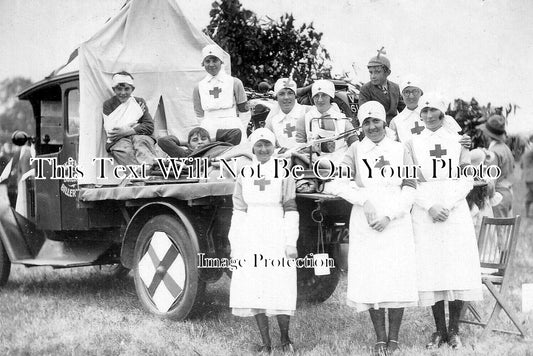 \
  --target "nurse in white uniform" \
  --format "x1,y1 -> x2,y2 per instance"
404,94 -> 482,350
326,101 -> 418,356
228,128 -> 299,353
